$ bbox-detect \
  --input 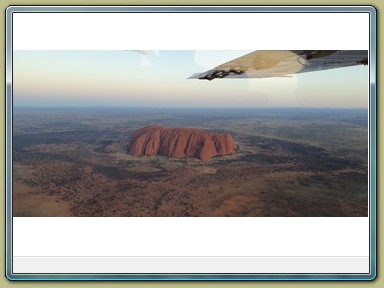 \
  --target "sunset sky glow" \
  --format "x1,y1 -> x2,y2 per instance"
13,50 -> 368,108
